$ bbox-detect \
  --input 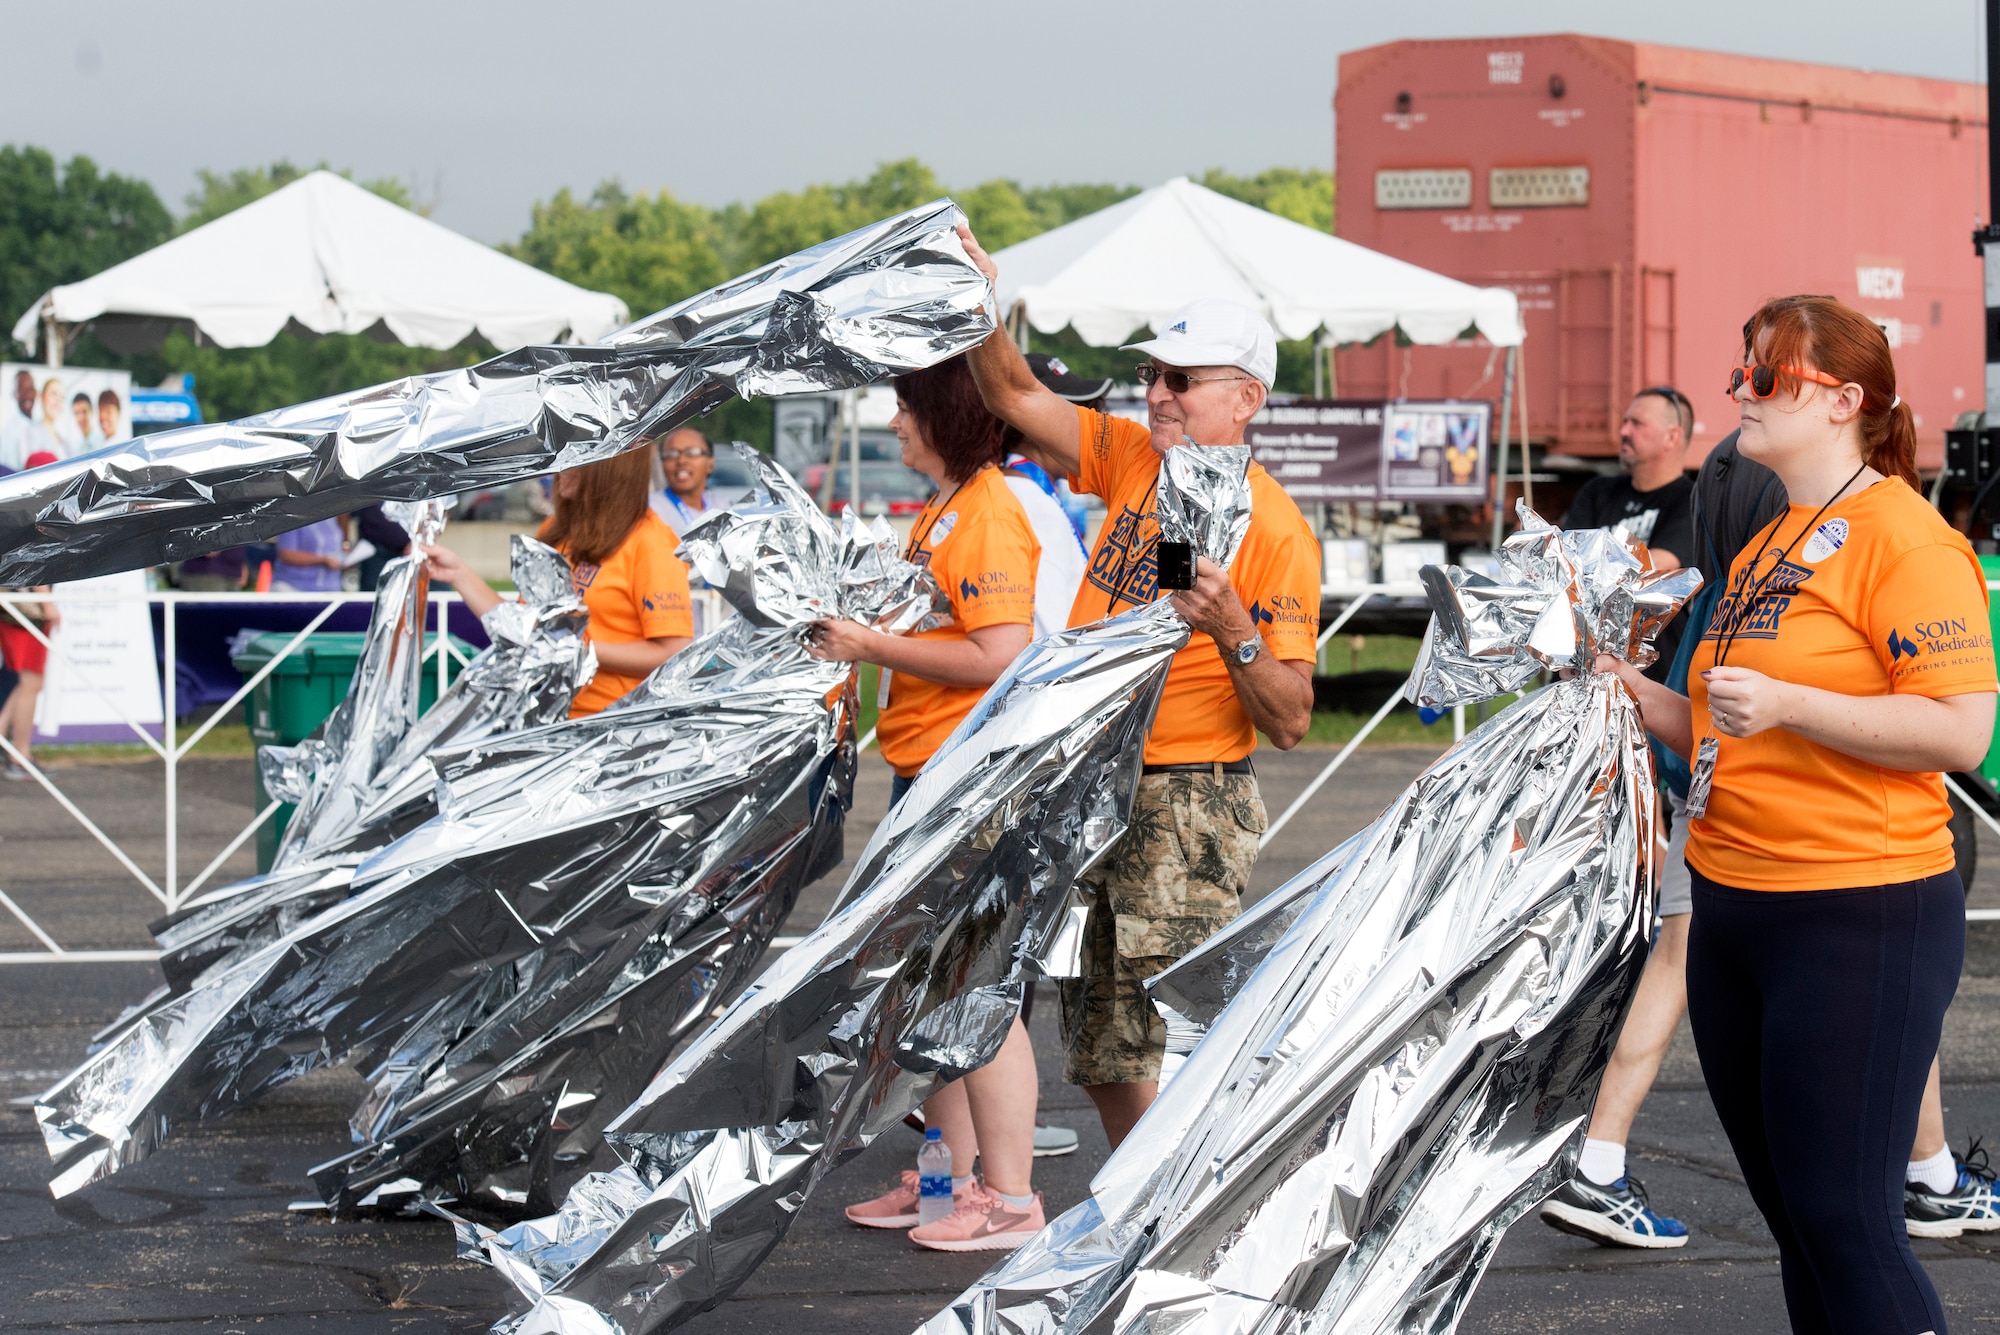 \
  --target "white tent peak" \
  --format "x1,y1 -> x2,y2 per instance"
13,169 -> 629,356
992,176 -> 1522,350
